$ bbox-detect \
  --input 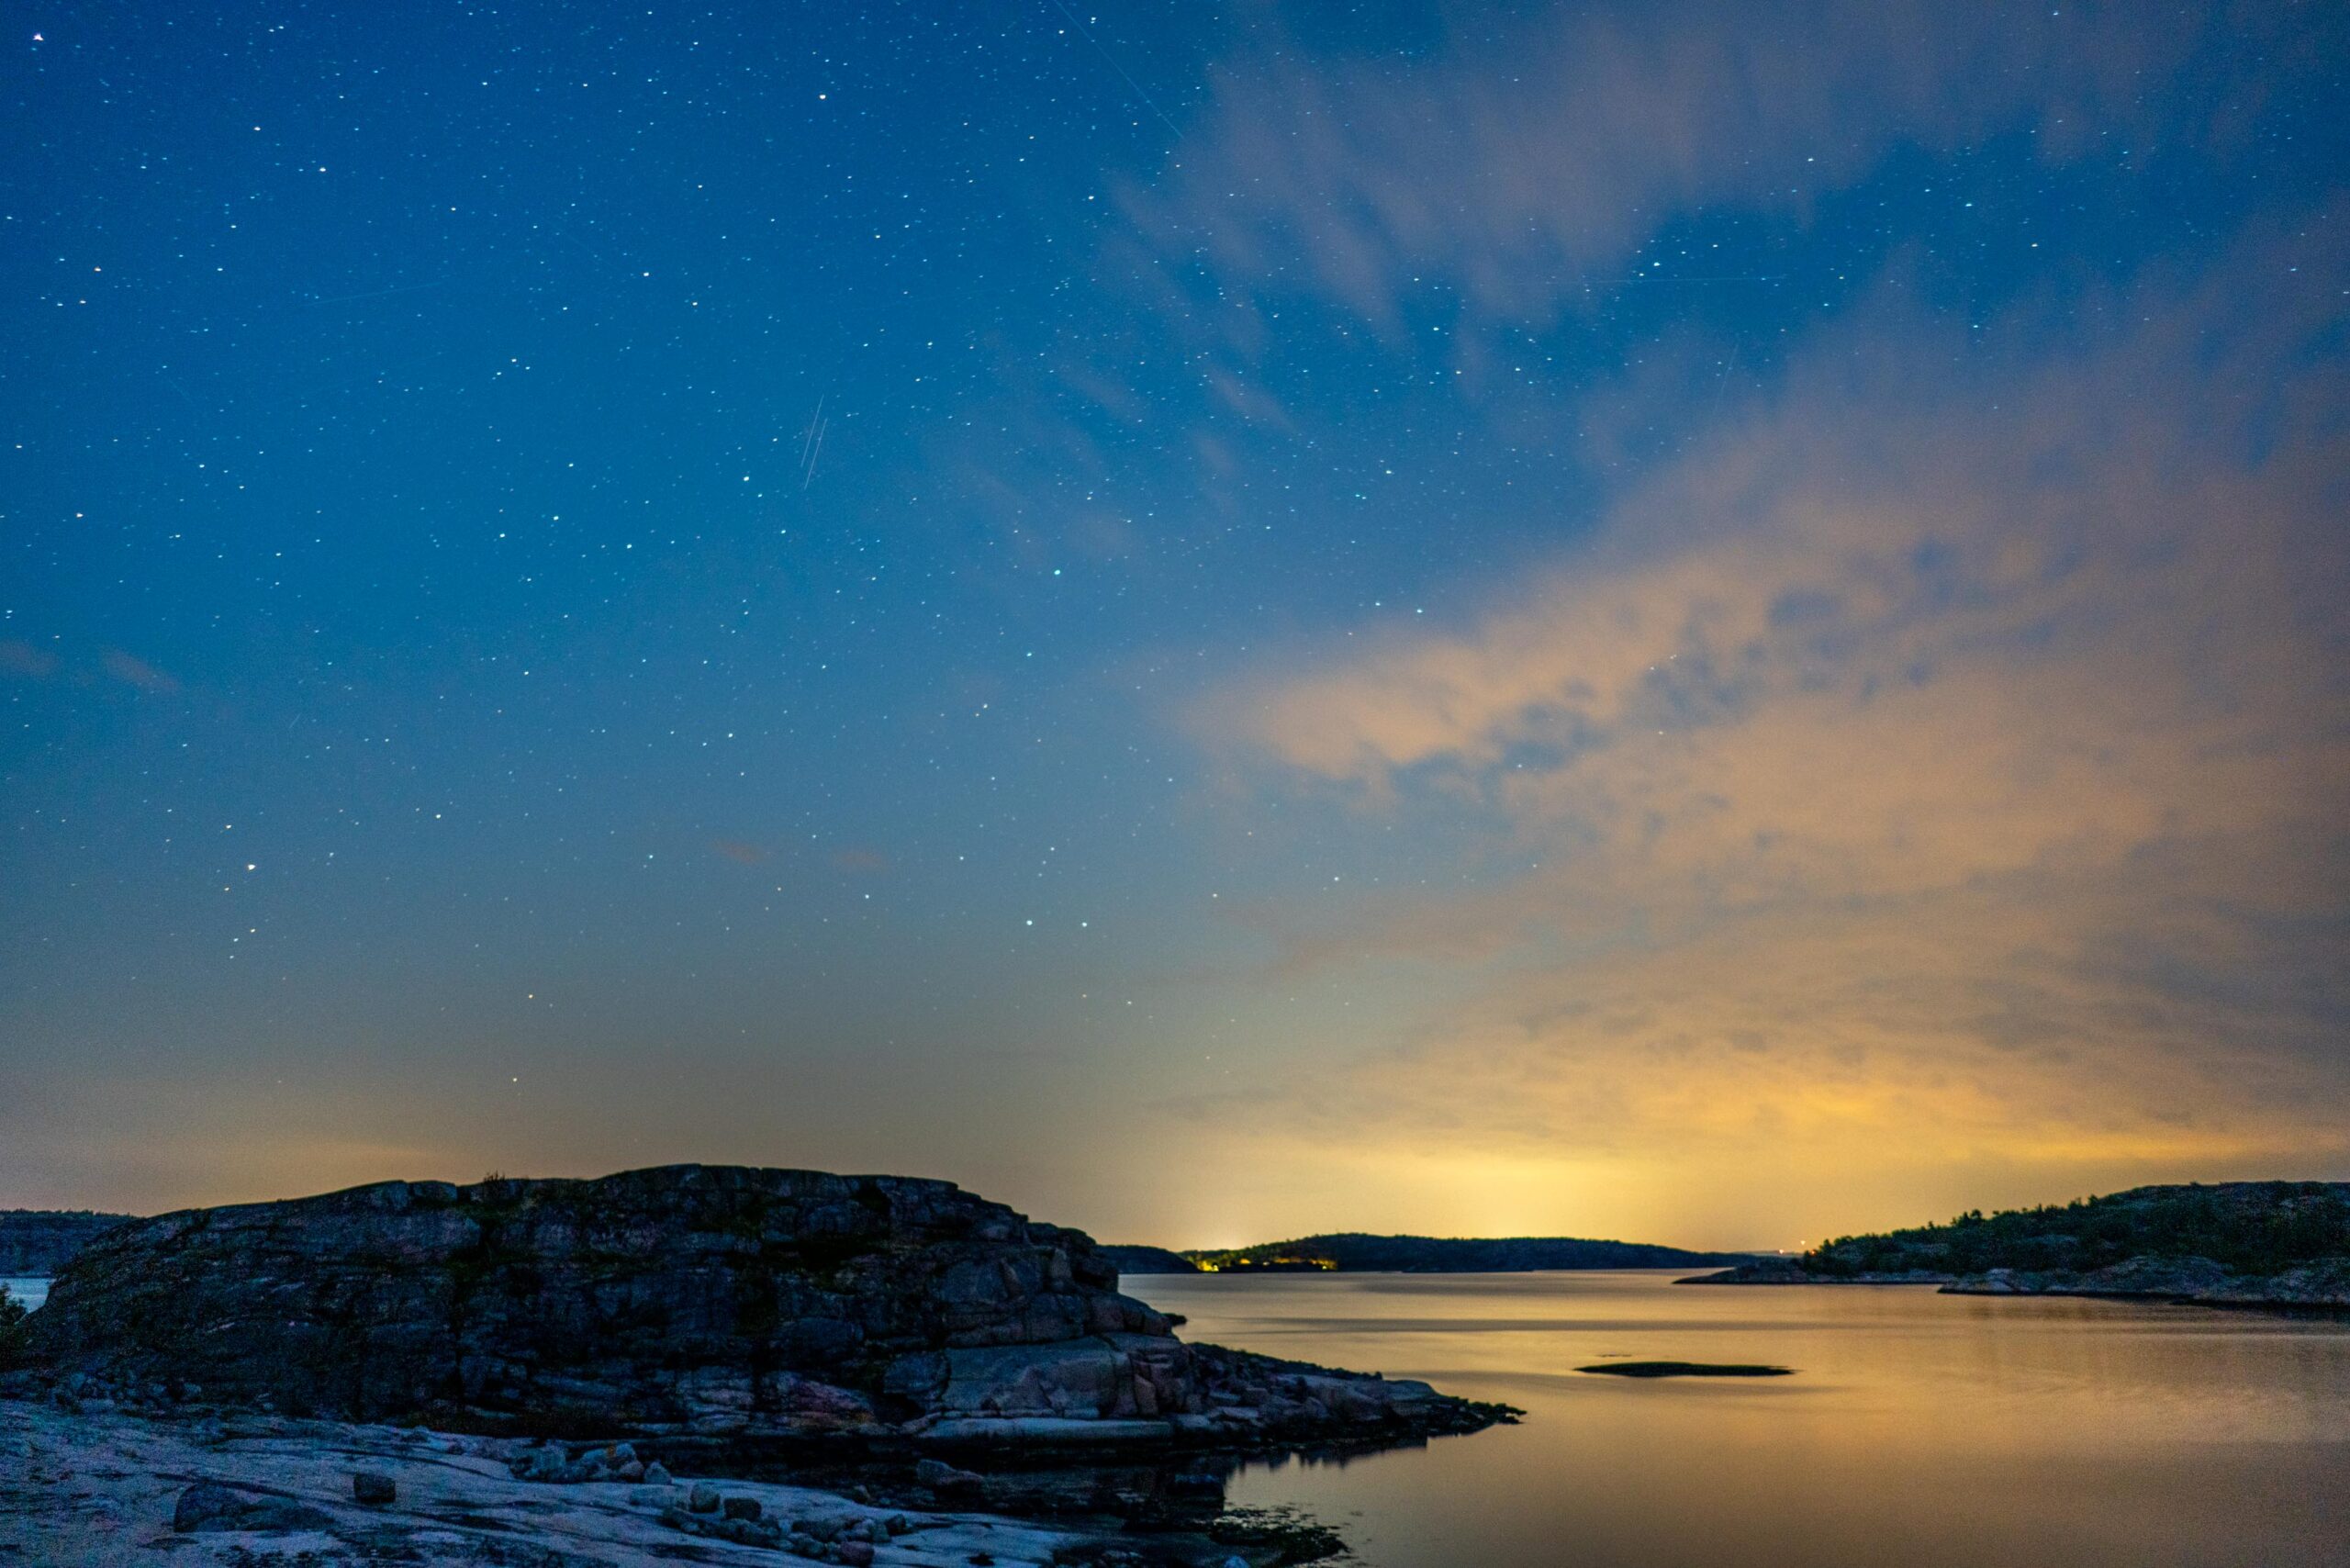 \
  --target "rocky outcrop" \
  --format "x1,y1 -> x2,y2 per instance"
1,1396 -> 1107,1567
22,1164 -> 1510,1450
1944,1254 -> 2350,1307
1683,1261 -> 1955,1285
